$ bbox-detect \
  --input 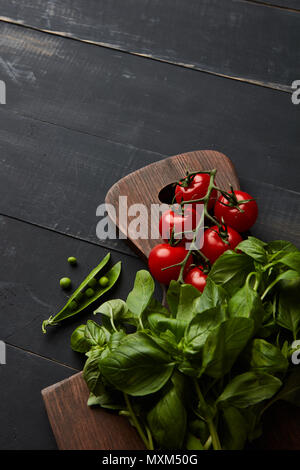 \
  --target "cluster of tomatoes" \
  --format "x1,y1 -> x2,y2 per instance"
148,172 -> 258,292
